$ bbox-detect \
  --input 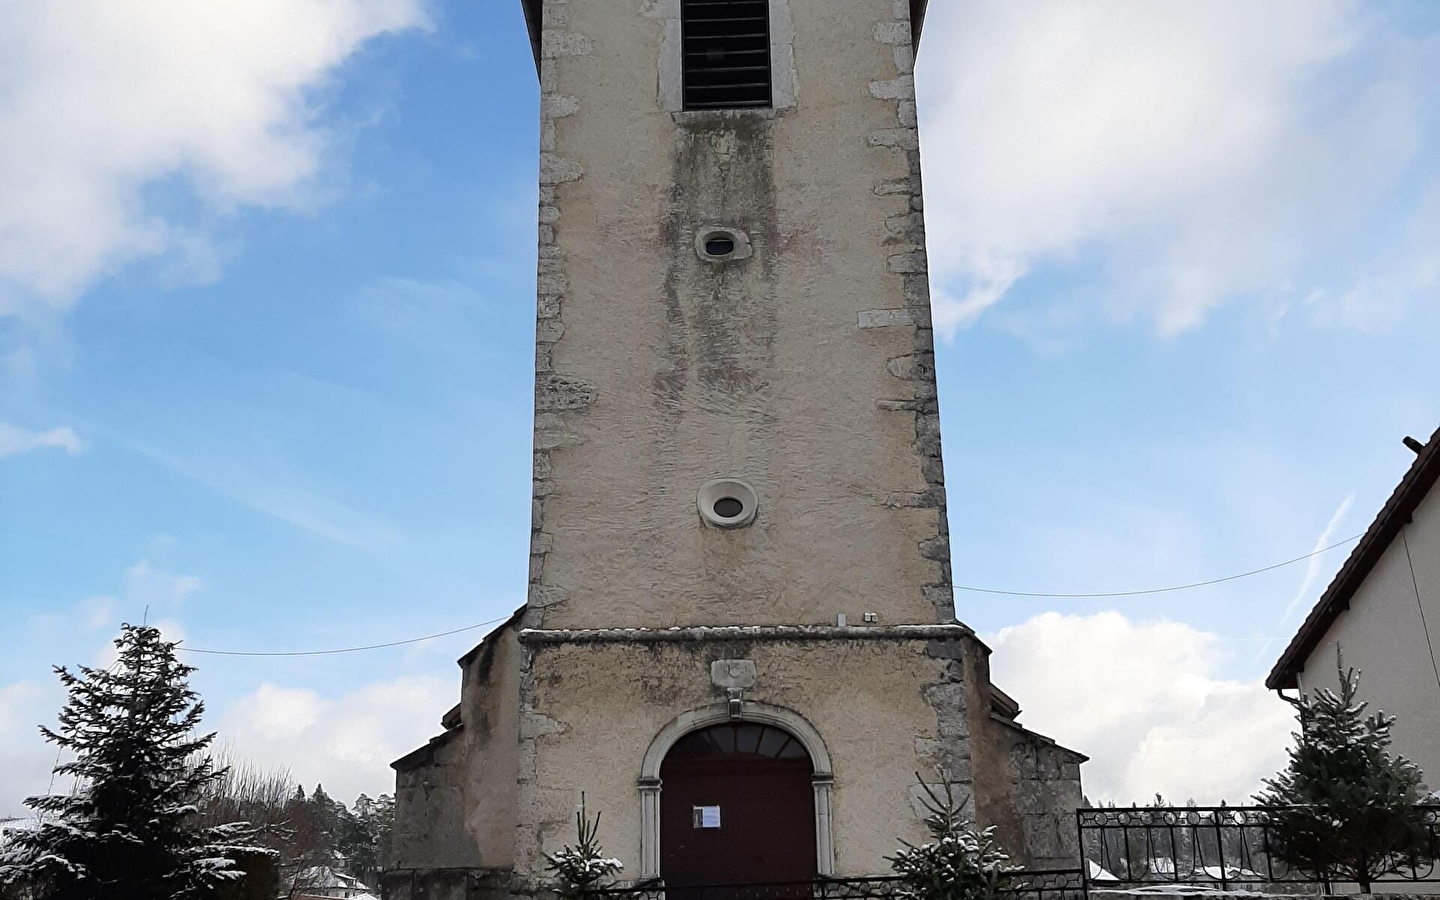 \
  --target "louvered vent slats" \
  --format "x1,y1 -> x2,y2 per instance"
682,0 -> 772,109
